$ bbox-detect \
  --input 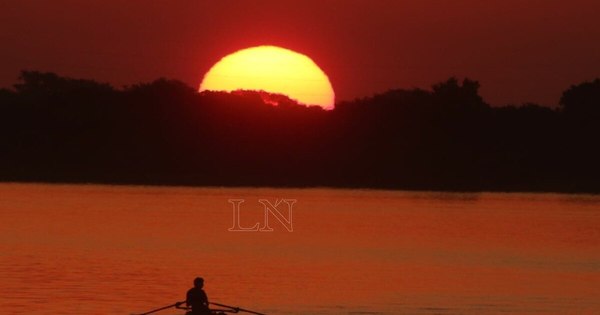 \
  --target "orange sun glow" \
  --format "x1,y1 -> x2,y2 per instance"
199,45 -> 335,109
